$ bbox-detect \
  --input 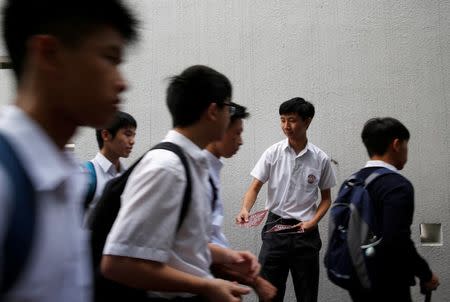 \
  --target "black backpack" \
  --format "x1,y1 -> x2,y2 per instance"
0,133 -> 36,297
88,142 -> 192,302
